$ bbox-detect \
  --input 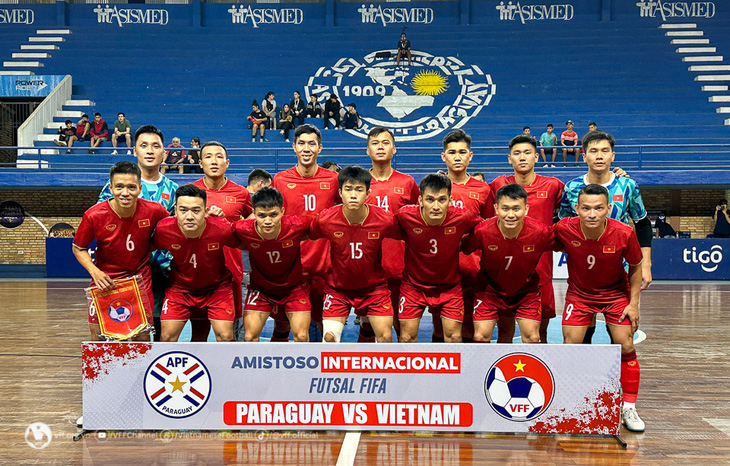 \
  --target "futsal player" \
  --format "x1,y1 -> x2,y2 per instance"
152,185 -> 239,342
235,187 -> 312,342
192,141 -> 253,341
490,135 -> 564,343
97,125 -> 178,342
310,166 -> 399,343
463,184 -> 558,343
395,174 -> 481,343
555,184 -> 645,432
272,124 -> 340,341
